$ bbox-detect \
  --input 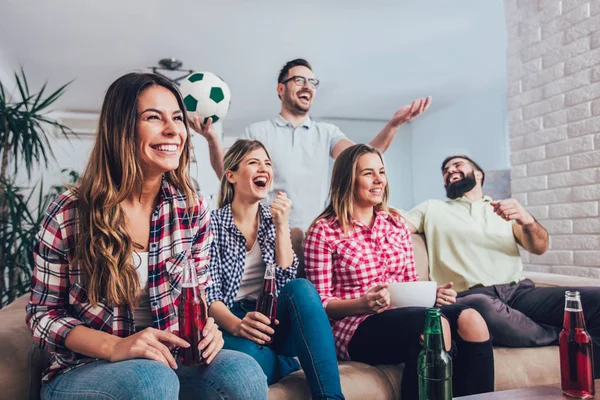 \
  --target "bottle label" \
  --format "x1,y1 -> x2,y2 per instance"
264,264 -> 276,279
